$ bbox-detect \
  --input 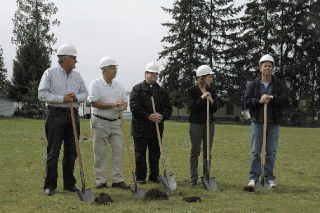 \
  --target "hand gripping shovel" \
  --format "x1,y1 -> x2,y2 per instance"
120,111 -> 144,198
151,97 -> 177,192
201,99 -> 217,191
69,102 -> 95,202
260,103 -> 272,189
